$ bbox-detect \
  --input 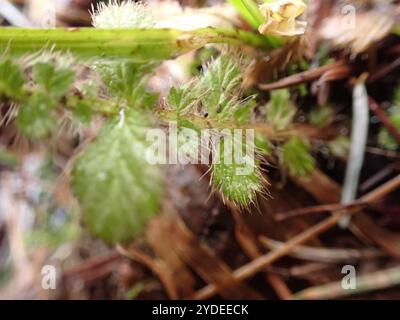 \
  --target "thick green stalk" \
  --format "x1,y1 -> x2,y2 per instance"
0,27 -> 281,61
